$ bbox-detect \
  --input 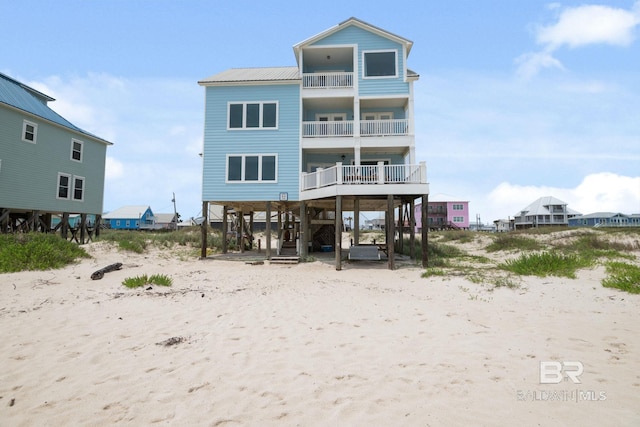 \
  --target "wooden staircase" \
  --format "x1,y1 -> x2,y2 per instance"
271,232 -> 300,264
